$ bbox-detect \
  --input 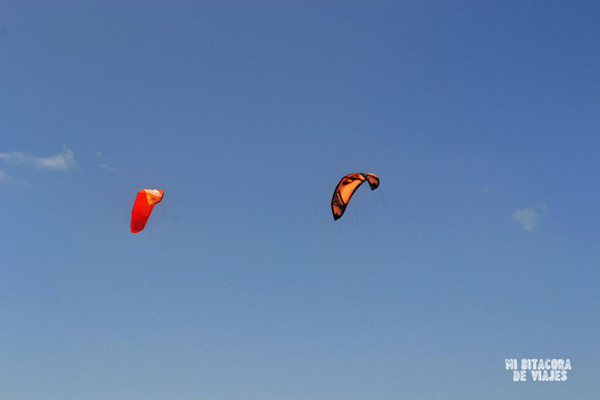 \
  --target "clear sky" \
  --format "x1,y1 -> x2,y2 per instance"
1,1 -> 599,399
